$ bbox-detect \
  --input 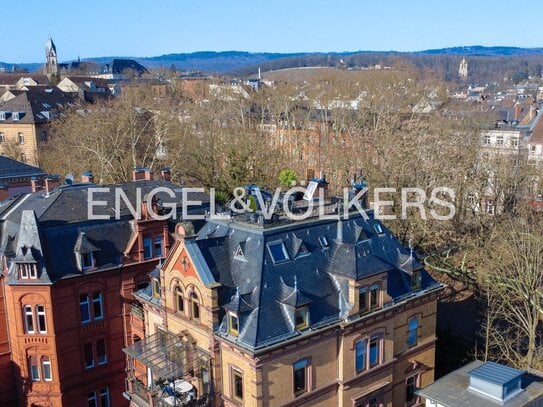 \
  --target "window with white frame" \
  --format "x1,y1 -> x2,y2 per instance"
36,305 -> 47,334
154,236 -> 163,258
80,292 -> 103,324
88,391 -> 97,407
42,357 -> 52,381
24,305 -> 35,334
100,387 -> 110,407
97,339 -> 107,365
17,132 -> 24,144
